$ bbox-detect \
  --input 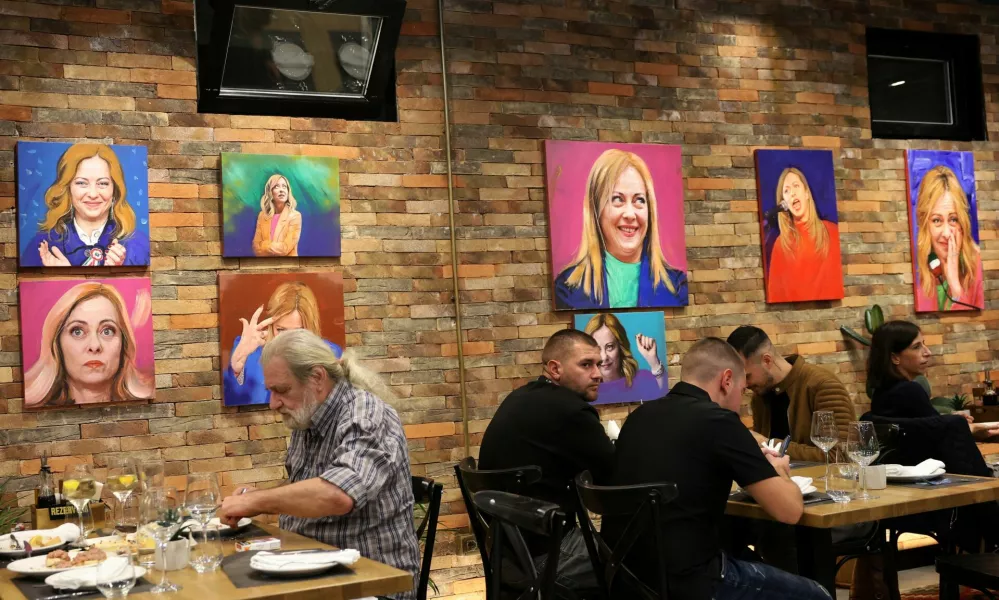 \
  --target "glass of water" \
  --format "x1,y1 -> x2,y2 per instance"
846,421 -> 880,500
96,550 -> 137,599
189,525 -> 223,573
826,459 -> 857,504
